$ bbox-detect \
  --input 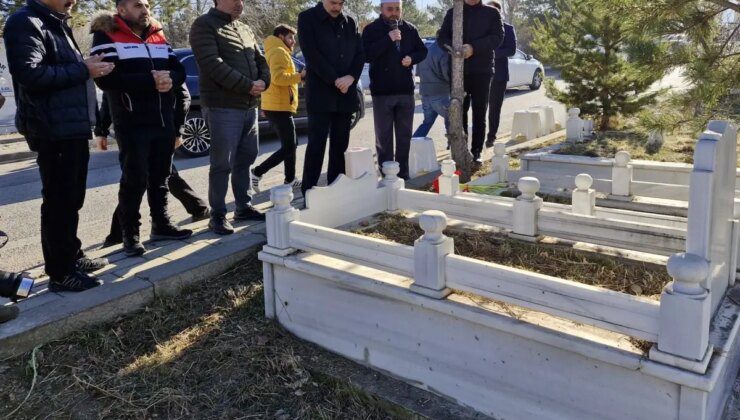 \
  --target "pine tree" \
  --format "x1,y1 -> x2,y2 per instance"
532,0 -> 669,130
622,0 -> 739,132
